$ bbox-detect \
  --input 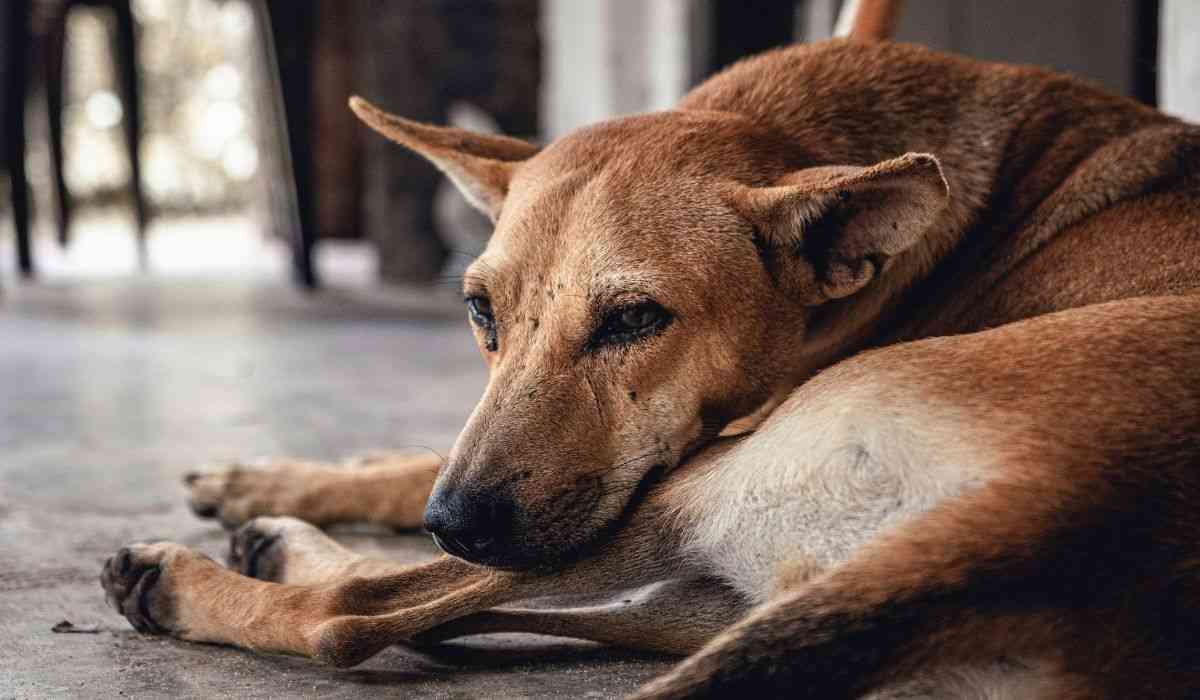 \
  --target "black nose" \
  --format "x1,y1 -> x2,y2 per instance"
423,489 -> 511,562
